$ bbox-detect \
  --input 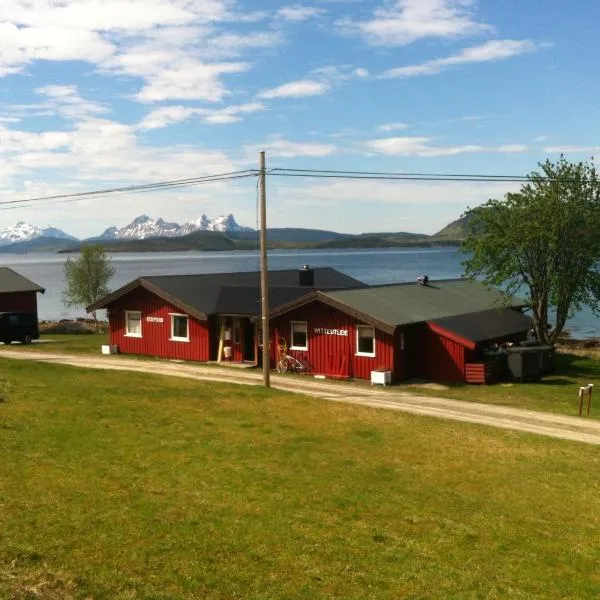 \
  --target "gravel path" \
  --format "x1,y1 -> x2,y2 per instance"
4,349 -> 600,445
